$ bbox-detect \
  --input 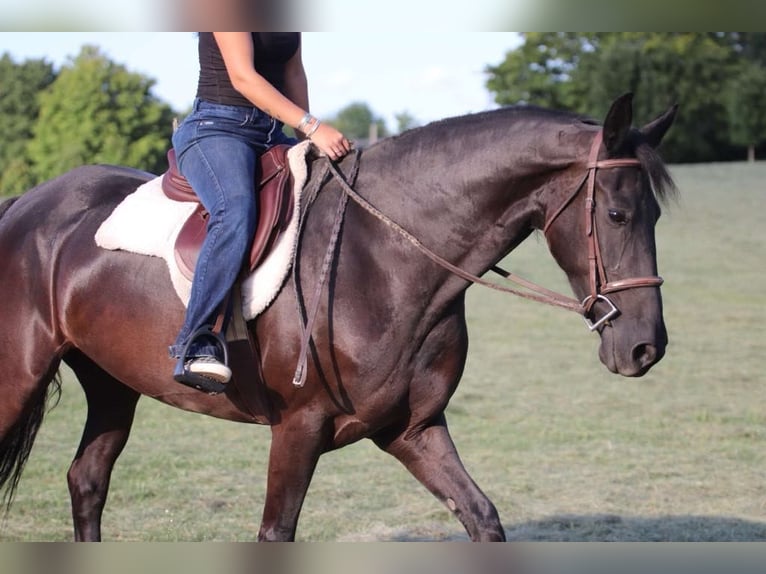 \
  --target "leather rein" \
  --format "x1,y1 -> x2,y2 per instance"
292,131 -> 663,386
329,130 -> 662,330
